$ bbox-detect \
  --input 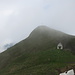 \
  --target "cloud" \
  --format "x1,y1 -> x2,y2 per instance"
0,39 -> 14,52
